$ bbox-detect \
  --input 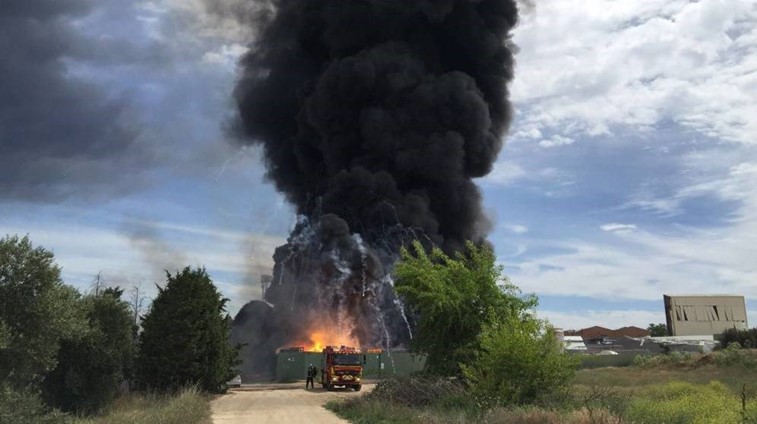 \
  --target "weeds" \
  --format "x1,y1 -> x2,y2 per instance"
72,387 -> 211,424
